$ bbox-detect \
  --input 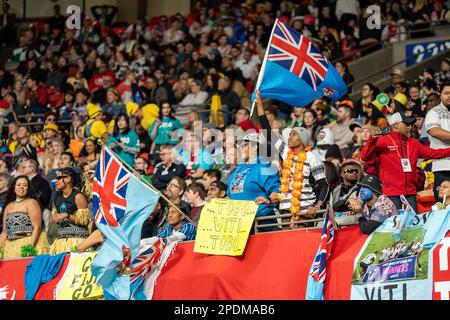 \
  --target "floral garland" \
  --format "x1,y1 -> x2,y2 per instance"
279,147 -> 311,228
